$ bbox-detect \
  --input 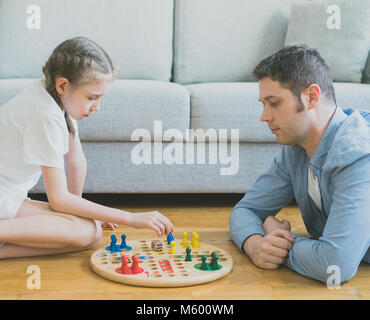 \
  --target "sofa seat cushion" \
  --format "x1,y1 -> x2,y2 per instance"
186,82 -> 370,143
333,83 -> 370,111
78,80 -> 190,142
186,82 -> 275,142
0,79 -> 190,142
